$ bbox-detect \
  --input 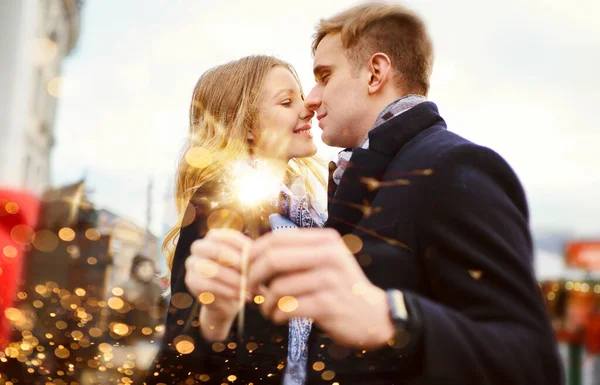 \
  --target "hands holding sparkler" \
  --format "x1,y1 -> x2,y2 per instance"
184,229 -> 252,342
182,160 -> 394,350
185,227 -> 395,350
